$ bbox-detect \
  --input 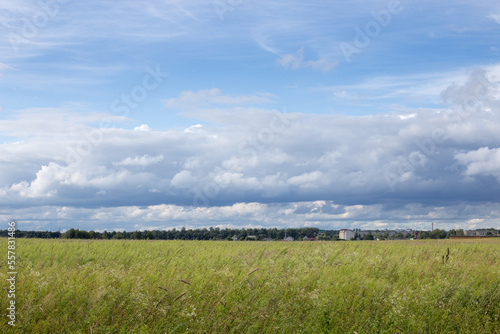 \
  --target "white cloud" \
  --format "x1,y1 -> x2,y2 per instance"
0,107 -> 129,139
1,68 -> 500,230
3,201 -> 500,231
277,48 -> 336,72
455,147 -> 500,181
170,170 -> 196,189
306,58 -> 338,72
0,0 -> 216,61
321,68 -> 469,105
0,63 -> 13,75
288,171 -> 325,188
134,124 -> 151,132
184,124 -> 203,133
489,13 -> 500,24
114,154 -> 164,167
164,88 -> 276,109
277,52 -> 303,70
9,162 -> 66,198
